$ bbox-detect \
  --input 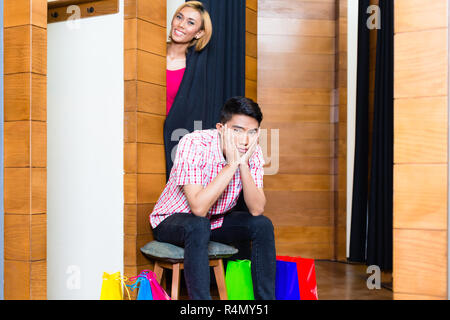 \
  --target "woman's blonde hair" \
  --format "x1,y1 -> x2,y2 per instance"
169,1 -> 212,52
